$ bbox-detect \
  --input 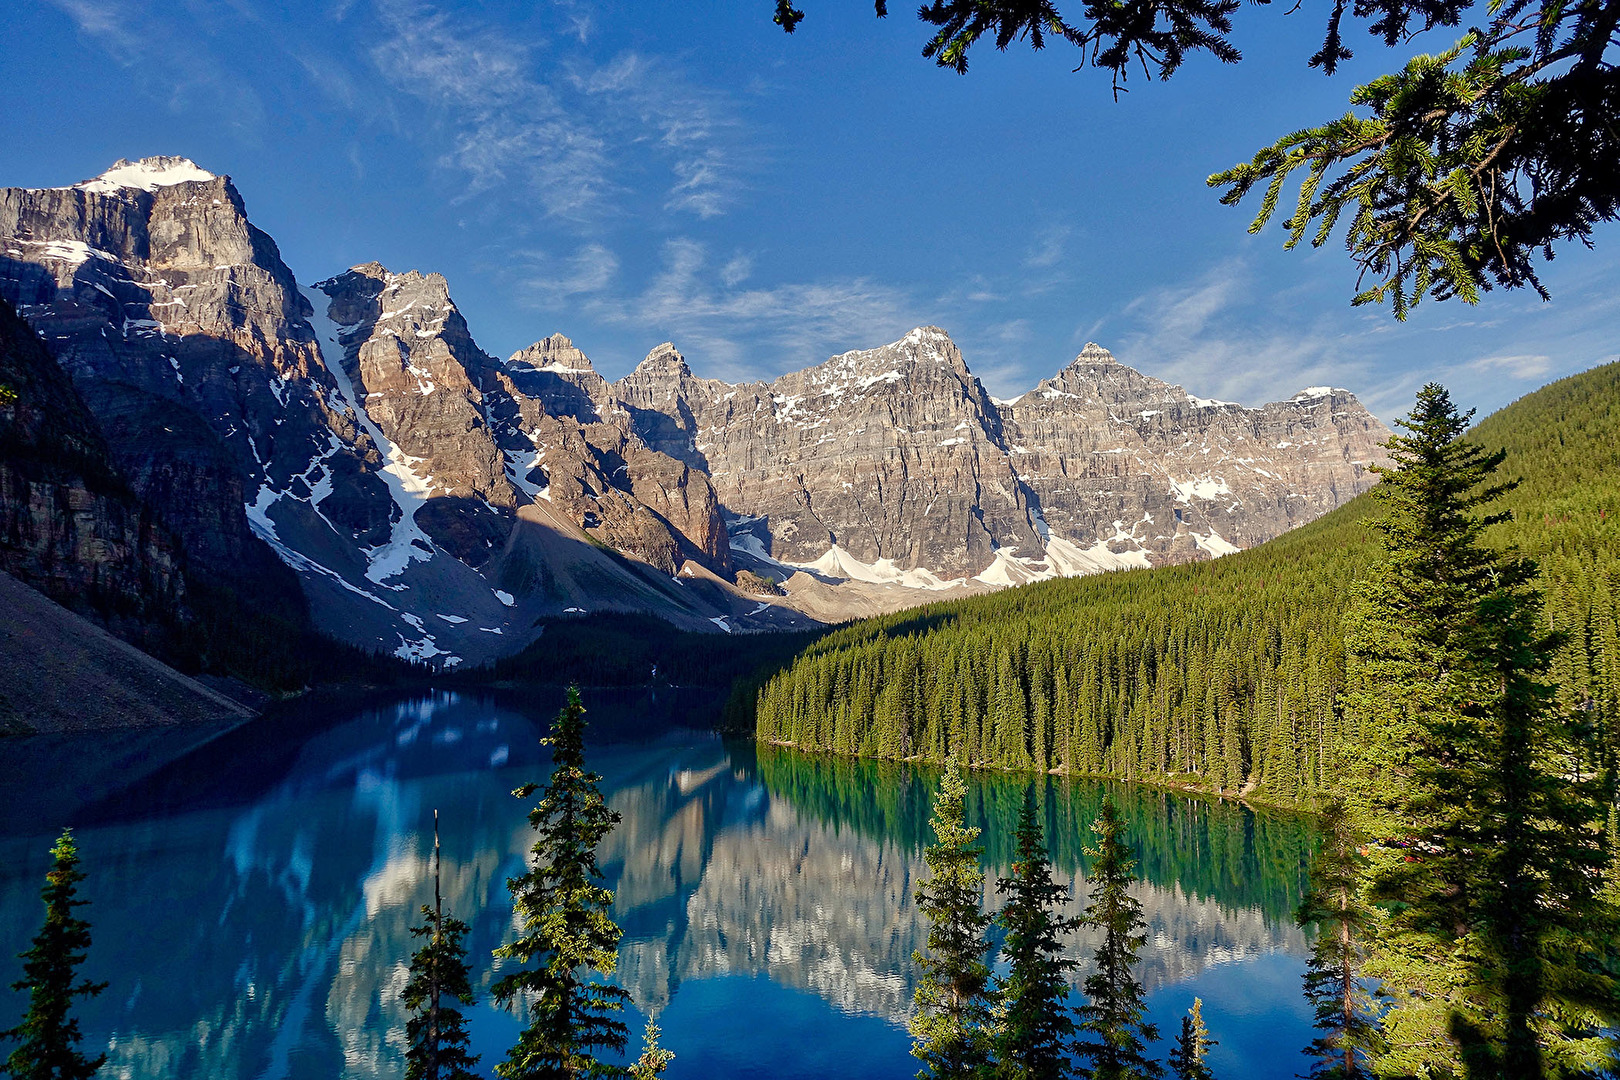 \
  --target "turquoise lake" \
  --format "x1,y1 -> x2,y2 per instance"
0,690 -> 1319,1078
